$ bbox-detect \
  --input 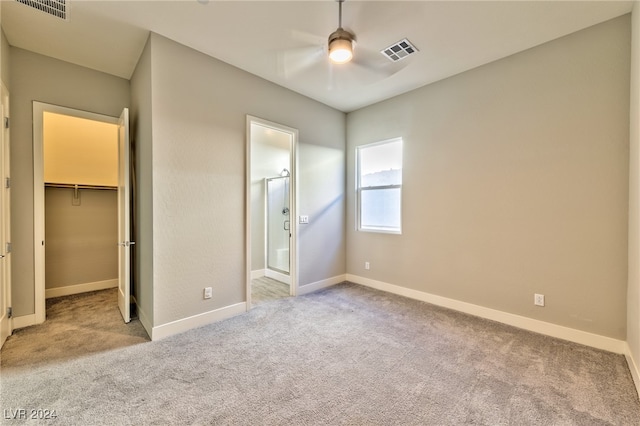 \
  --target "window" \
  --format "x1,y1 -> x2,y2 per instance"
356,138 -> 403,234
